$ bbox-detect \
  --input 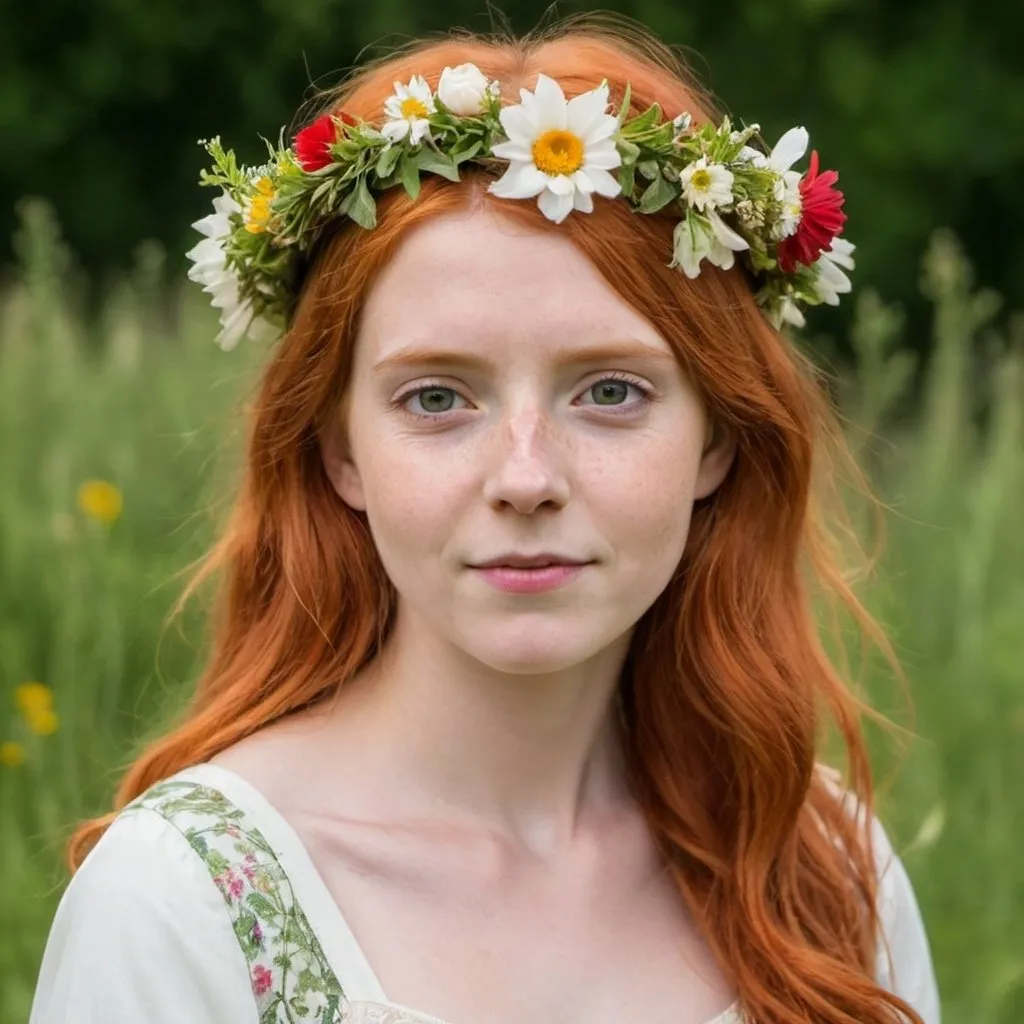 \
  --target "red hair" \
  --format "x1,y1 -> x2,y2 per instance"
70,16 -> 922,1024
